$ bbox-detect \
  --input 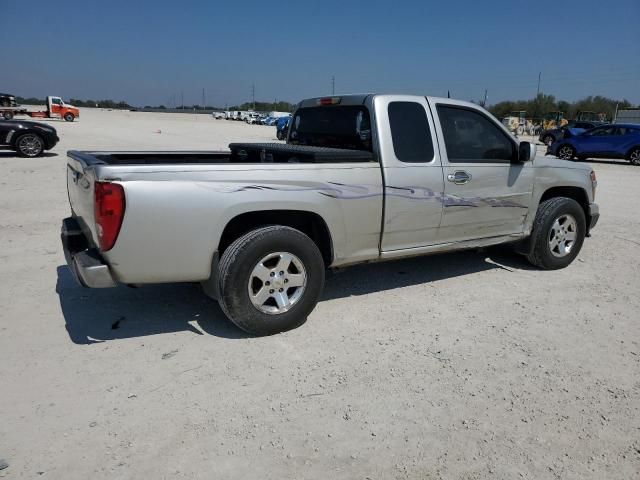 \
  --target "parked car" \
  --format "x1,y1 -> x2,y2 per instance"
262,116 -> 278,126
539,121 -> 606,146
0,93 -> 17,108
61,93 -> 599,336
211,111 -> 226,119
548,123 -> 640,165
275,115 -> 290,140
0,119 -> 59,157
245,113 -> 264,124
